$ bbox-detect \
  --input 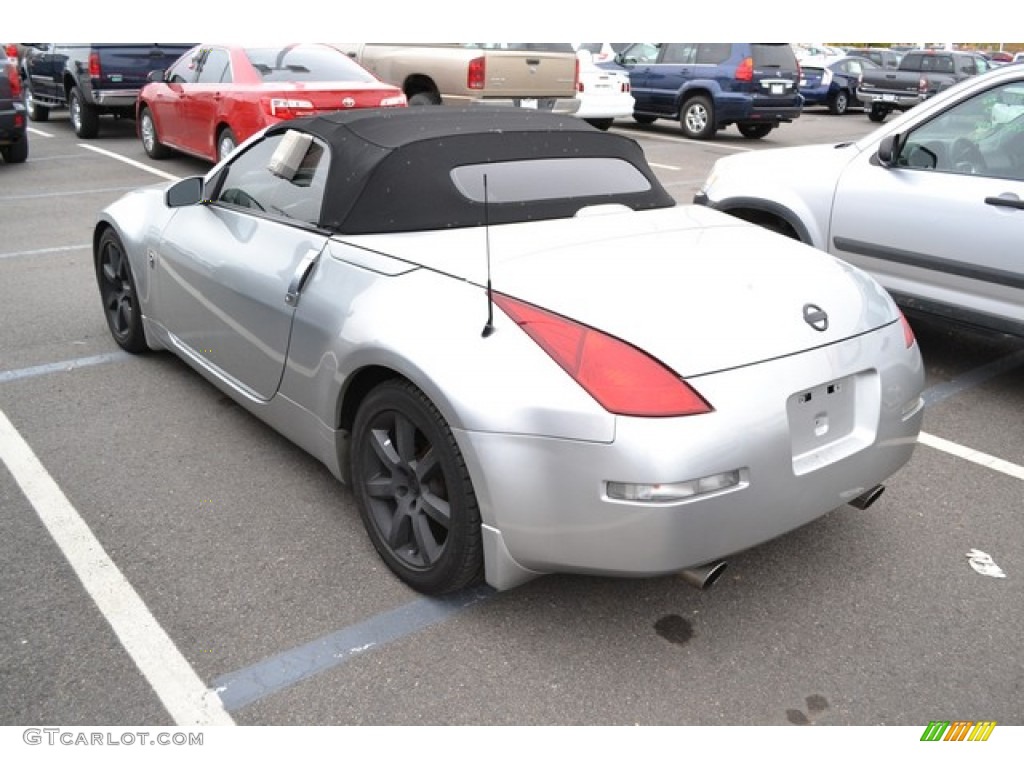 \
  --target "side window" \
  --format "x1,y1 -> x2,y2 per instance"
167,51 -> 199,84
897,82 -> 1024,182
660,44 -> 695,65
621,43 -> 660,64
696,43 -> 731,65
215,132 -> 329,226
197,48 -> 231,84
